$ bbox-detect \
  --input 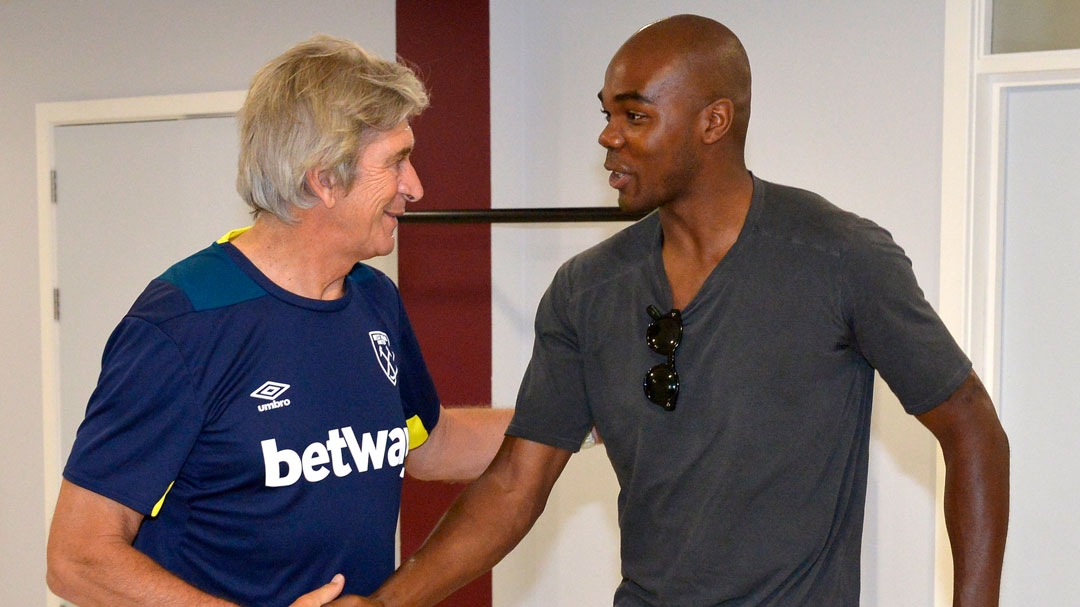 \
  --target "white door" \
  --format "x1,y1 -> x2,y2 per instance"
938,2 -> 1080,604
996,82 -> 1080,605
54,116 -> 249,469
